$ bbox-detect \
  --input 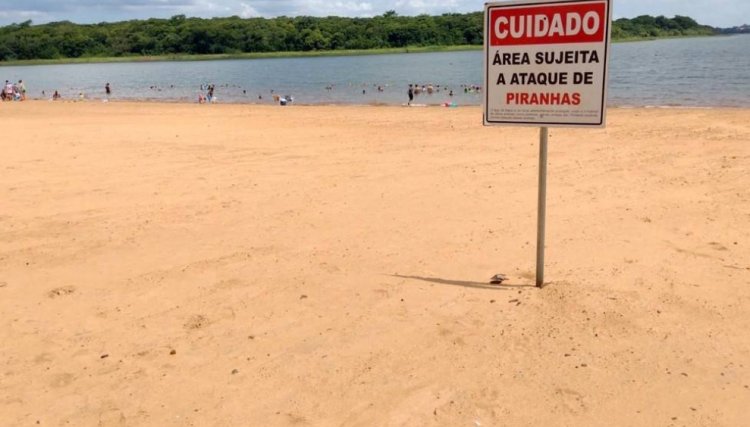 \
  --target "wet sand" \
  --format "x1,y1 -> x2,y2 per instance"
1,101 -> 749,426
